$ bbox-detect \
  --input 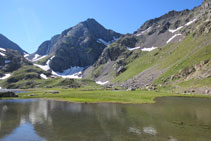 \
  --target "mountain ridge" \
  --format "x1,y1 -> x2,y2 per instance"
0,34 -> 27,54
28,18 -> 121,73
